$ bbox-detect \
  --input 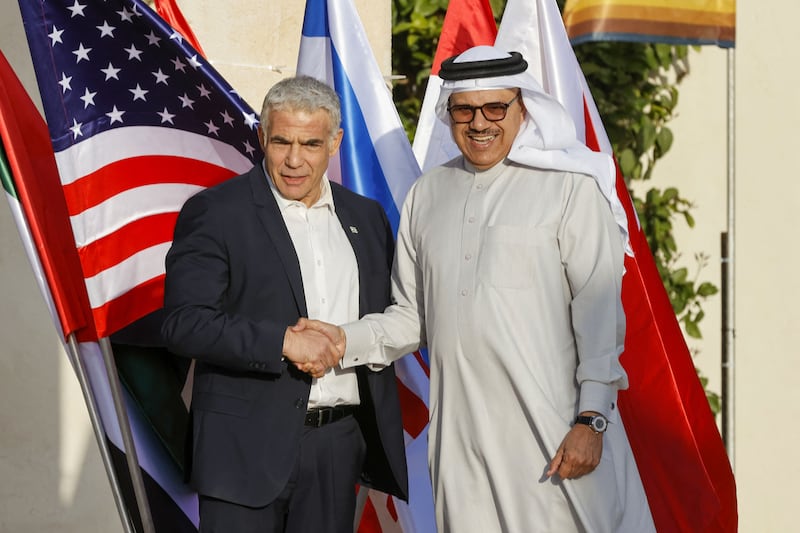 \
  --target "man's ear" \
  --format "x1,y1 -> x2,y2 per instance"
257,124 -> 266,151
329,128 -> 344,155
